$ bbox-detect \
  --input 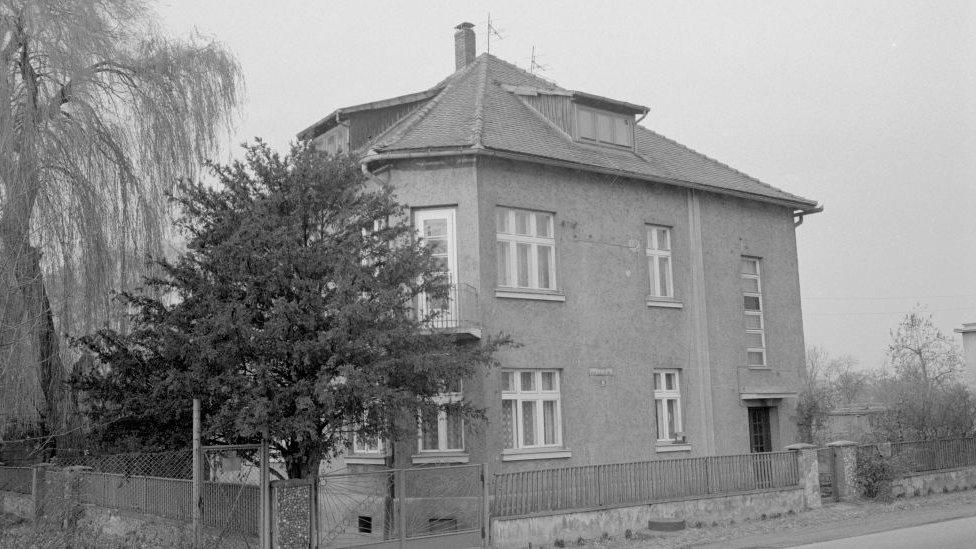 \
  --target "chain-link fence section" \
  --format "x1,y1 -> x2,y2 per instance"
54,448 -> 193,478
201,446 -> 264,546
